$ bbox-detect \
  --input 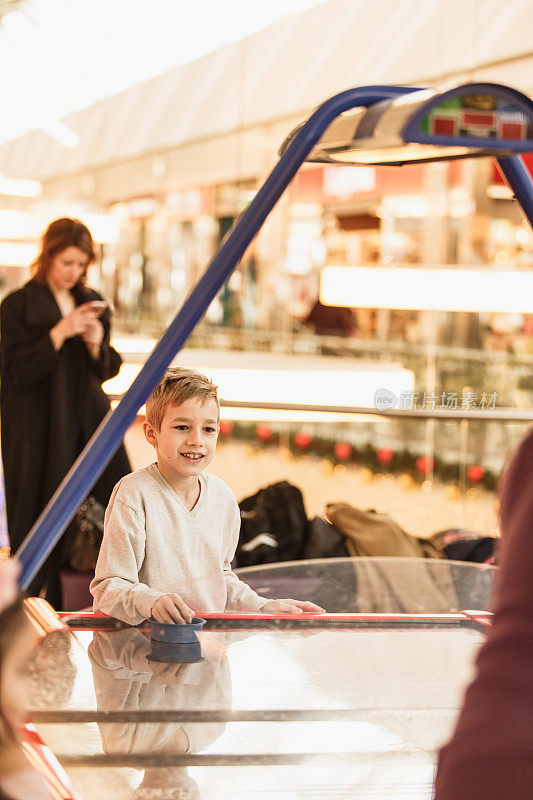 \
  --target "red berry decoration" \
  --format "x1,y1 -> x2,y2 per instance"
256,424 -> 273,442
467,464 -> 485,484
416,456 -> 434,474
219,420 -> 233,436
294,431 -> 312,450
334,441 -> 352,461
377,447 -> 394,465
